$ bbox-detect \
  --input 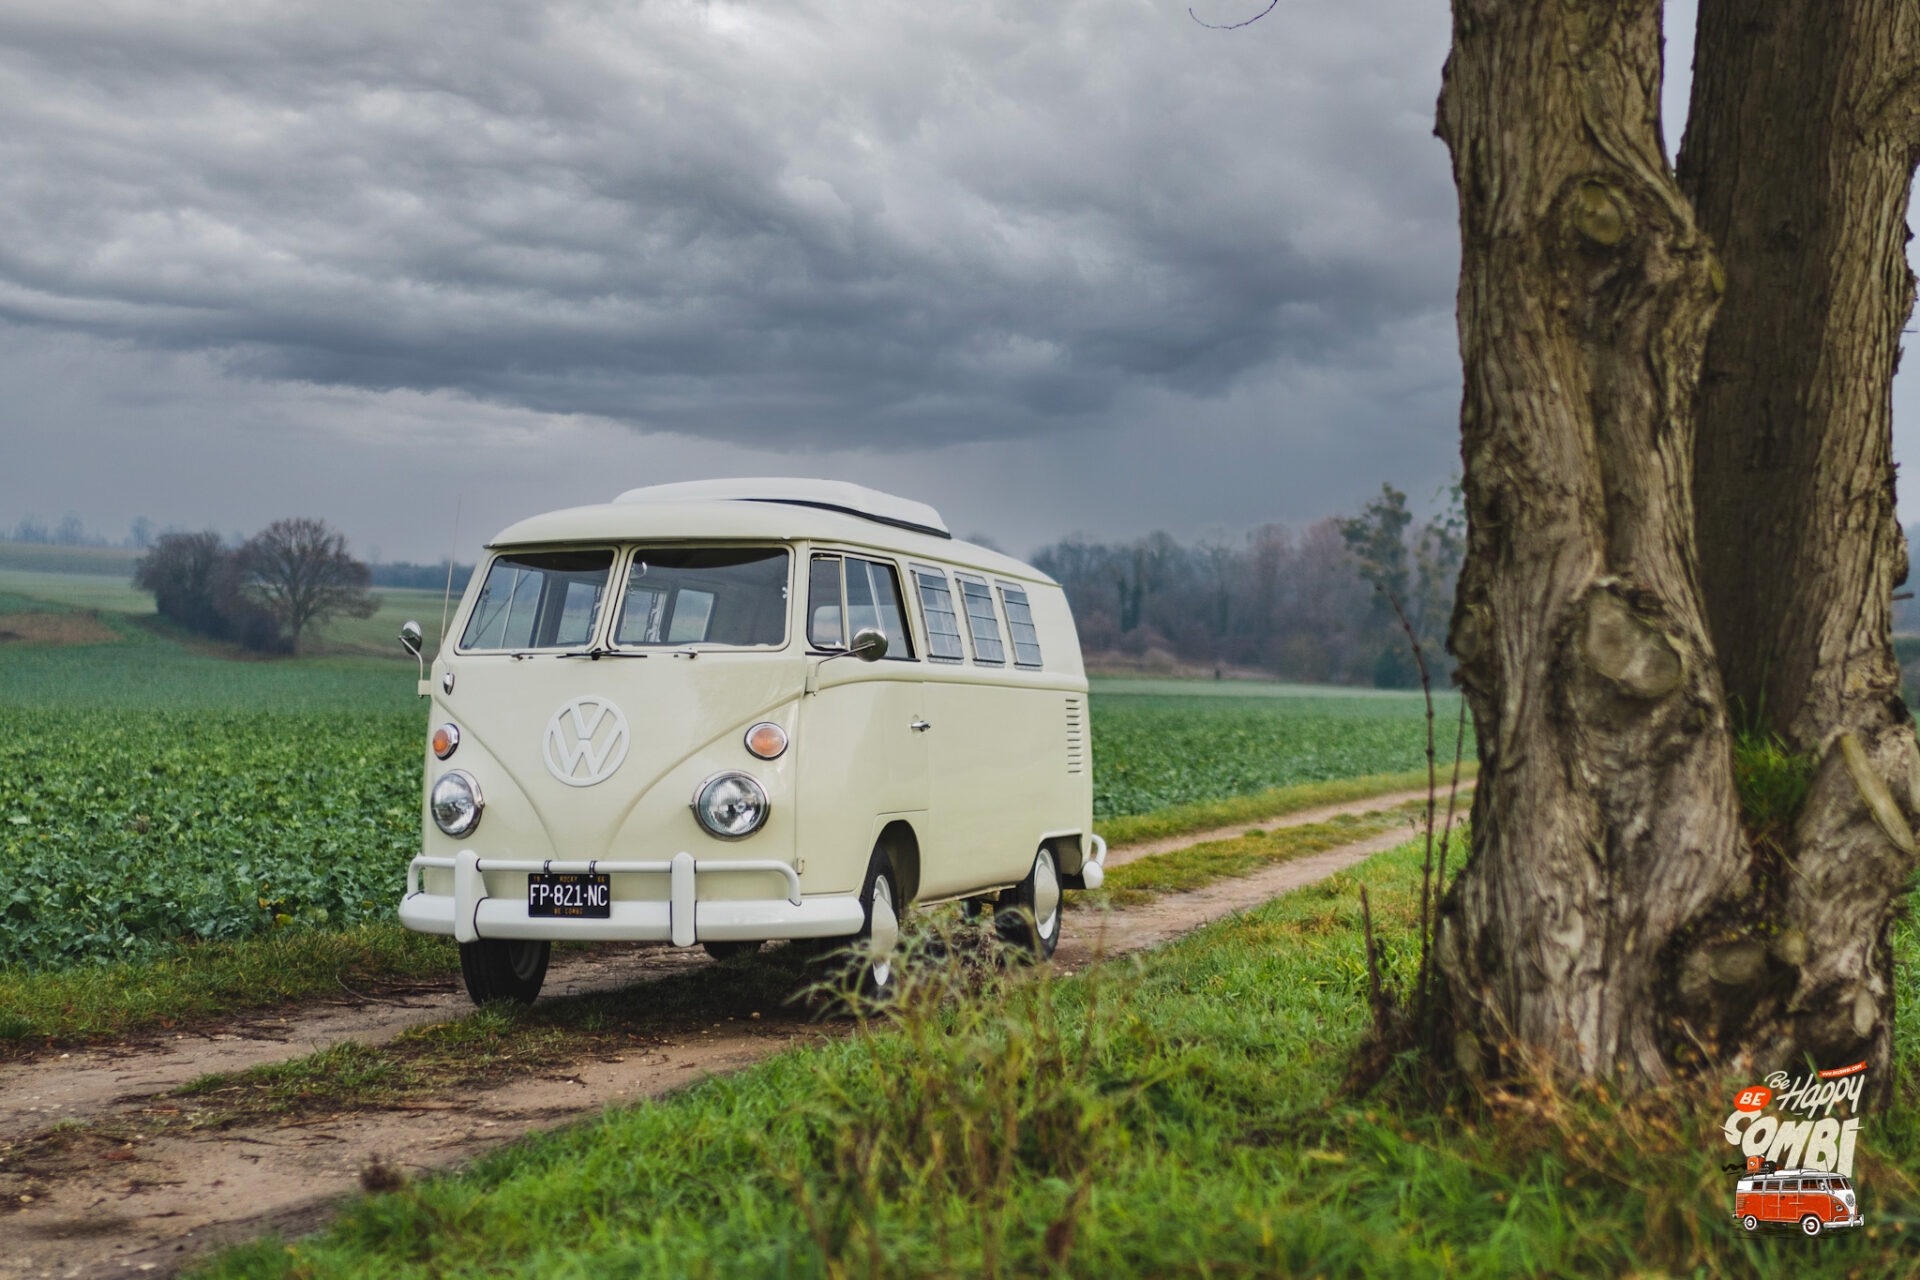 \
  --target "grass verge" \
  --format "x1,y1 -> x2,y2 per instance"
194,835 -> 1920,1279
1094,766 -> 1473,848
1085,799 -> 1426,908
0,923 -> 457,1050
